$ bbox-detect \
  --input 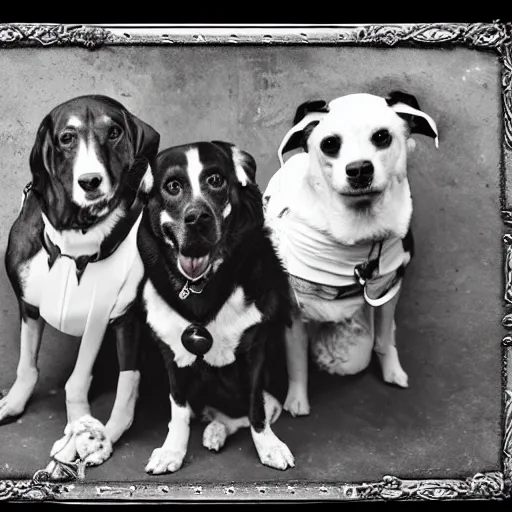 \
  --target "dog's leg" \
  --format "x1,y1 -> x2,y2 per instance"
146,354 -> 192,475
283,314 -> 310,417
247,325 -> 294,470
0,308 -> 45,424
374,292 -> 409,388
104,314 -> 141,446
49,321 -> 112,468
202,392 -> 282,452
